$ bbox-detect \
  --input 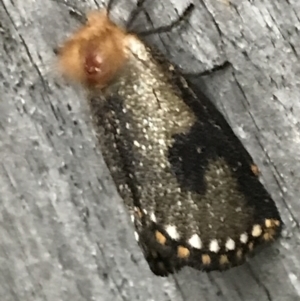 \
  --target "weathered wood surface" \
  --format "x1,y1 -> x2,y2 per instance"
1,0 -> 300,300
